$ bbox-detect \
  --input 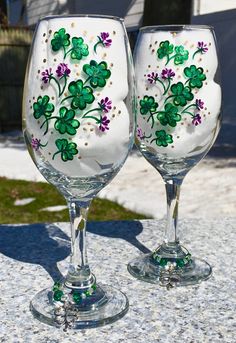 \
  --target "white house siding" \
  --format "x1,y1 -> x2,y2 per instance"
193,0 -> 236,15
